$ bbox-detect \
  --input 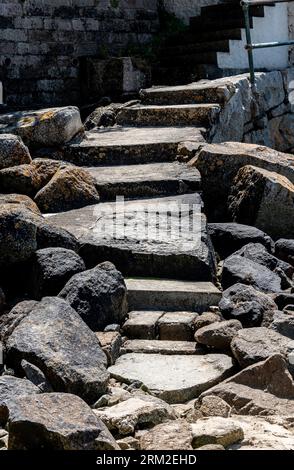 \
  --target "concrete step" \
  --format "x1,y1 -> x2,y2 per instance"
87,162 -> 201,201
140,81 -> 230,106
46,193 -> 217,281
126,278 -> 221,312
121,339 -> 203,355
62,126 -> 206,166
122,310 -> 199,341
116,104 -> 221,128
